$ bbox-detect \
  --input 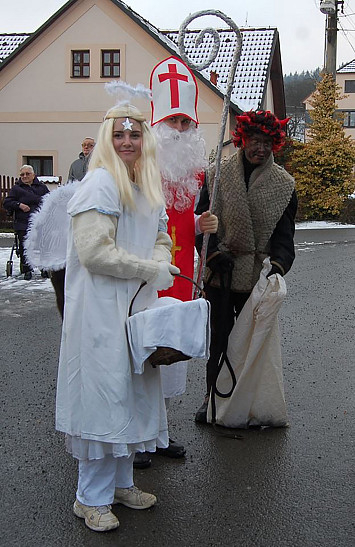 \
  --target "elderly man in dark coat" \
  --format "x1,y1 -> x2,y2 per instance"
3,165 -> 49,280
